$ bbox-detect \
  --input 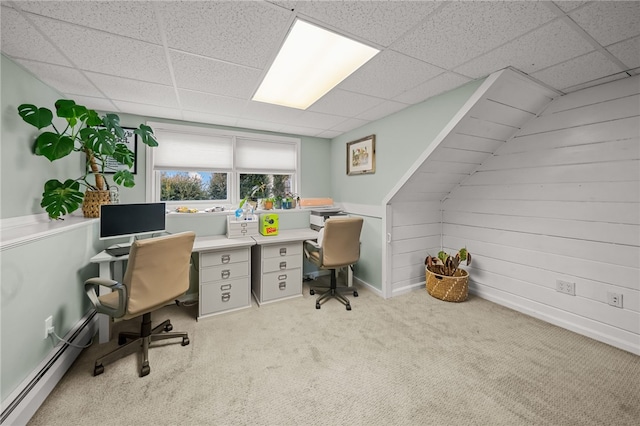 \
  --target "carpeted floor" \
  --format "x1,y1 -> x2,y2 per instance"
28,281 -> 640,425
